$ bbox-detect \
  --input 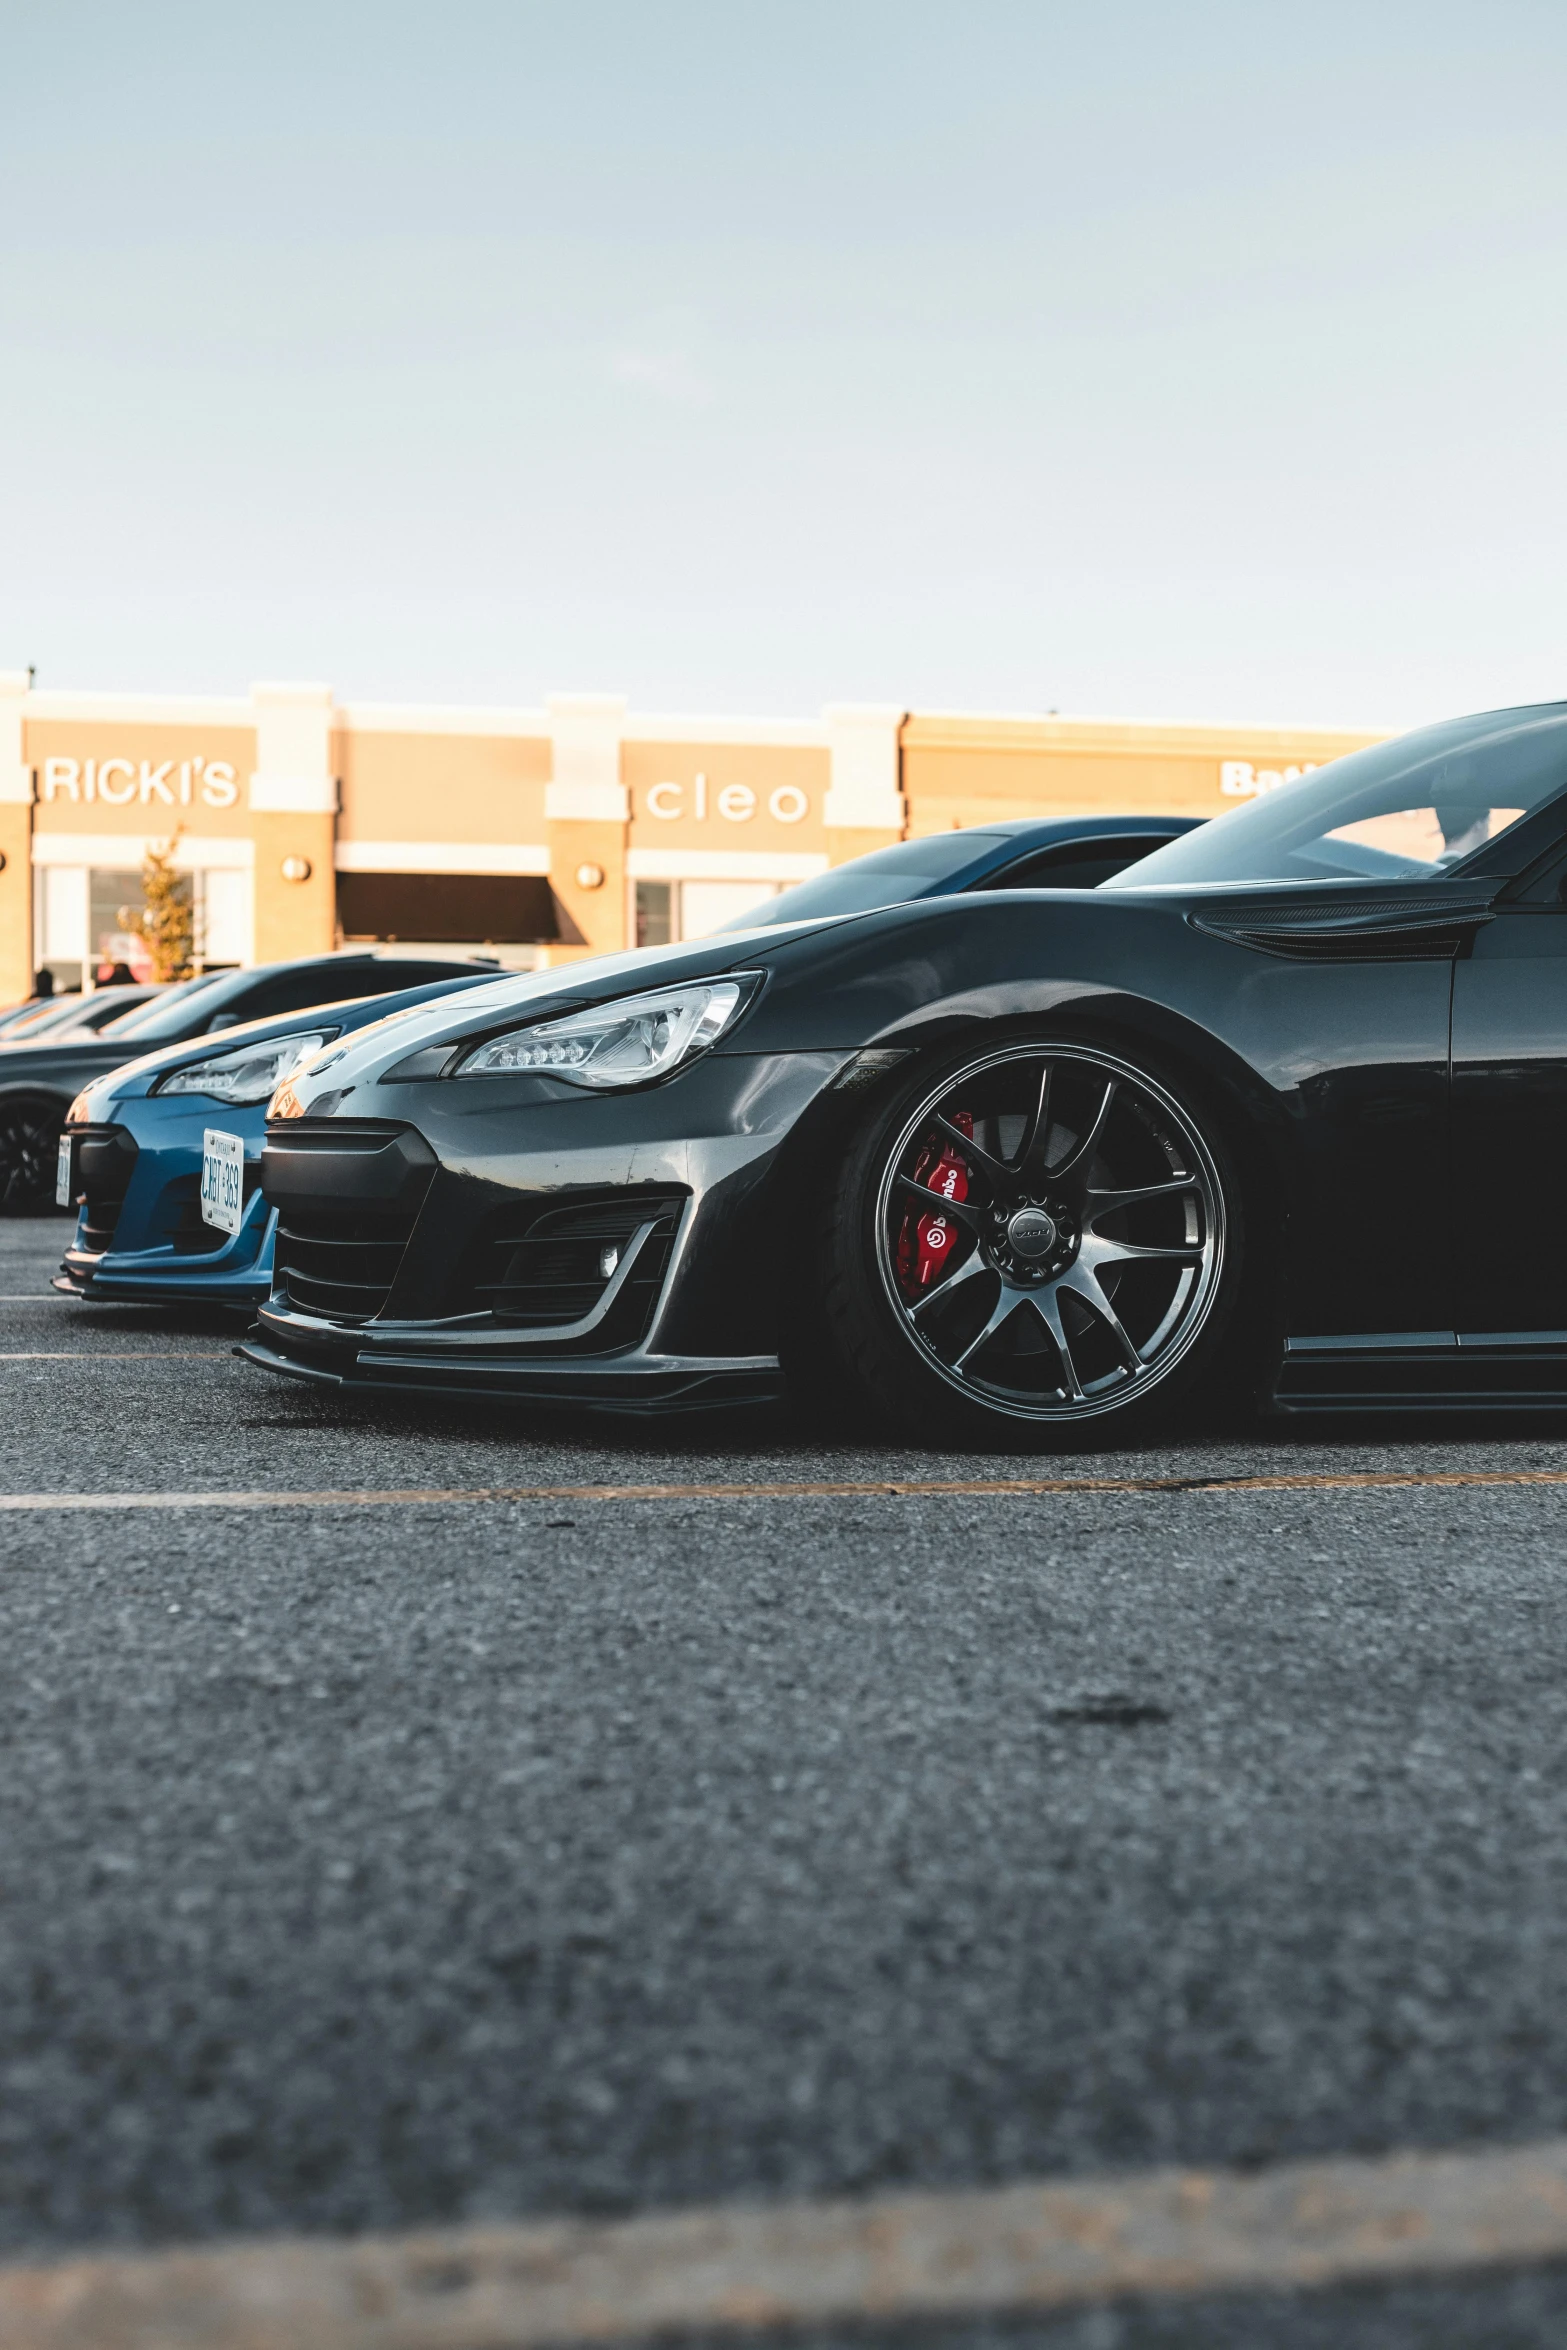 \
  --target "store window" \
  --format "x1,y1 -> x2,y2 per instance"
635,881 -> 673,948
680,880 -> 781,937
89,867 -> 160,981
35,864 -> 252,990
634,877 -> 782,948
